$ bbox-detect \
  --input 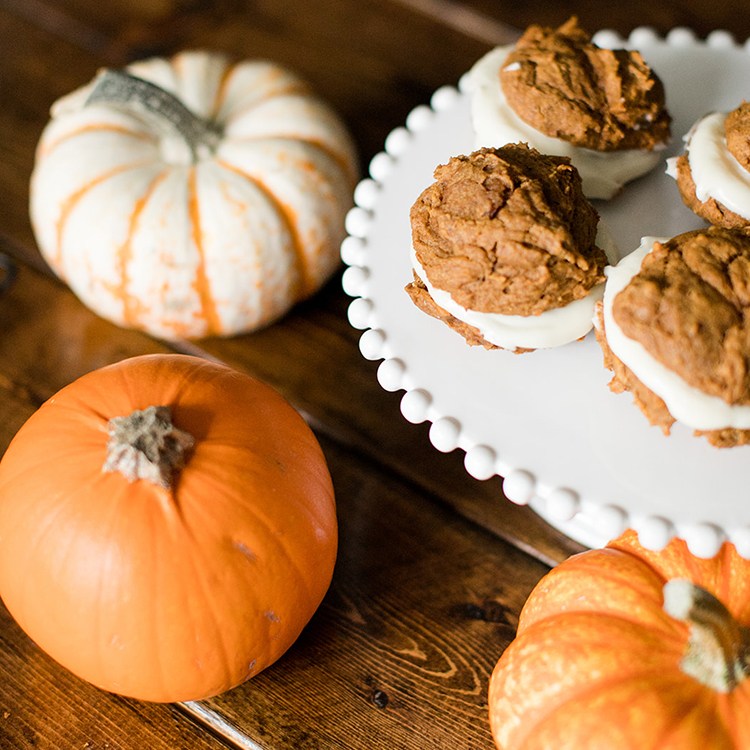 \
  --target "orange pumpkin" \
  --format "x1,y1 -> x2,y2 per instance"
0,354 -> 337,702
488,529 -> 750,749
